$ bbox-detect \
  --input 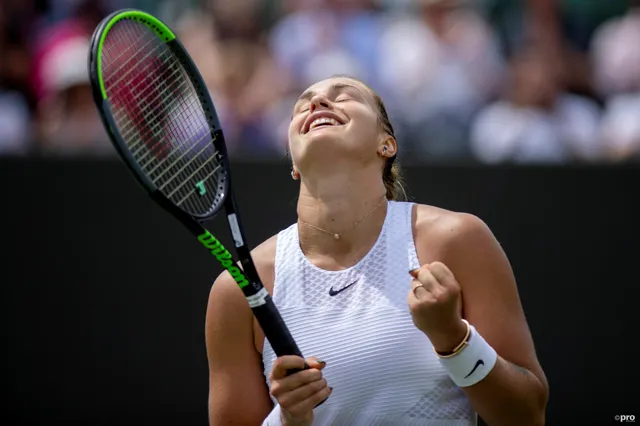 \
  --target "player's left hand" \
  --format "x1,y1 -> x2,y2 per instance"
407,262 -> 467,353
